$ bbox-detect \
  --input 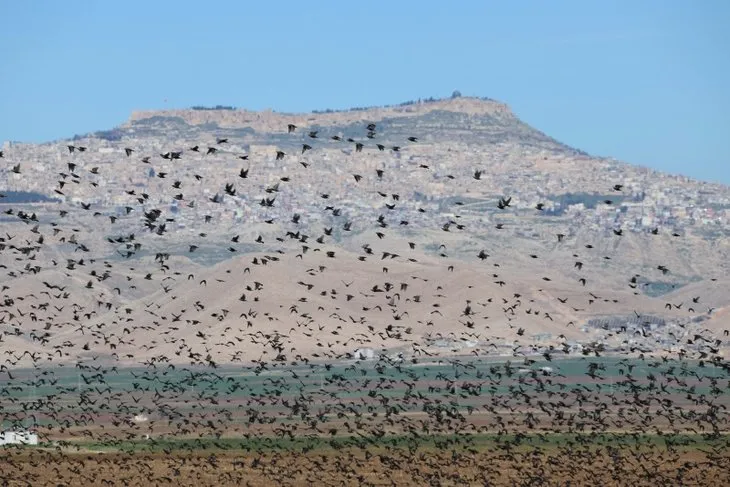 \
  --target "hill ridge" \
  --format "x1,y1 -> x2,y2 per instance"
128,96 -> 513,124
